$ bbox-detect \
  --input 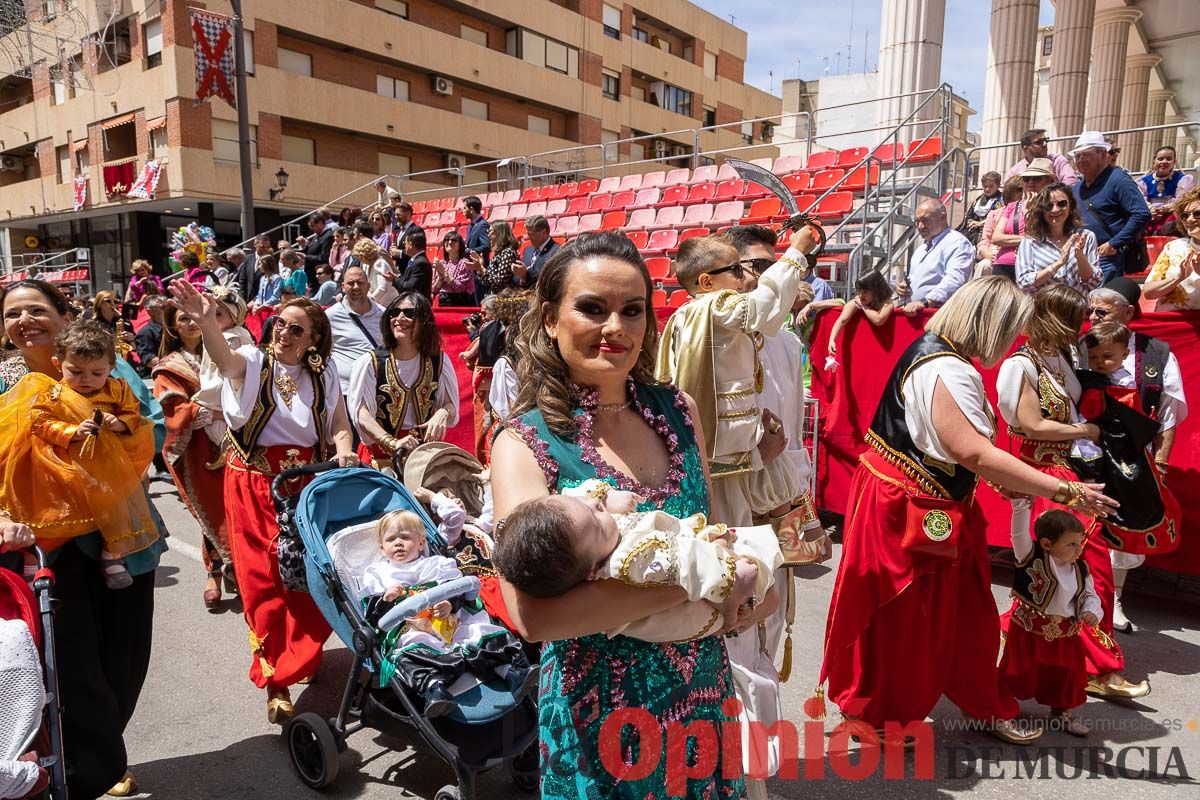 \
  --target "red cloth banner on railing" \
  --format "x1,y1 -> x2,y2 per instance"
808,309 -> 1200,576
189,9 -> 236,107
128,159 -> 163,200
103,161 -> 136,198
